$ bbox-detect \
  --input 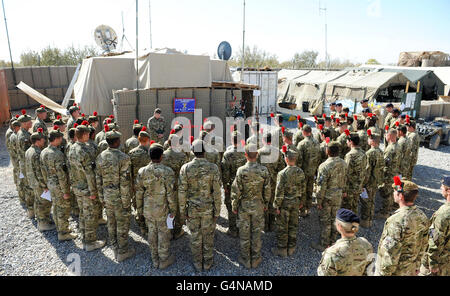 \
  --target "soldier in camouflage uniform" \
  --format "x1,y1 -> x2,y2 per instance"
405,120 -> 420,181
376,128 -> 400,219
52,116 -> 67,154
94,118 -> 111,145
96,129 -> 134,262
68,121 -> 105,252
129,127 -> 151,235
147,108 -> 165,145
335,121 -> 350,159
388,109 -> 401,129
204,120 -> 224,159
396,125 -> 411,179
136,143 -> 177,269
383,104 -> 394,128
189,131 -> 222,178
41,127 -> 77,241
356,119 -> 369,152
257,133 -> 285,232
272,146 -> 305,257
232,144 -> 271,269
66,104 -> 80,131
420,177 -> 450,276
317,209 -> 374,276
162,133 -> 189,240
360,131 -> 384,228
6,117 -> 22,203
324,117 -> 338,141
319,129 -> 332,164
17,110 -> 35,218
124,120 -> 142,154
296,125 -> 321,217
88,112 -> 100,130
312,141 -> 348,251
342,133 -> 367,214
66,125 -> 80,217
25,128 -> 55,231
179,140 -> 222,271
32,105 -> 48,146
221,131 -> 247,238
282,130 -> 300,167
293,117 -> 306,147
376,178 -> 429,276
